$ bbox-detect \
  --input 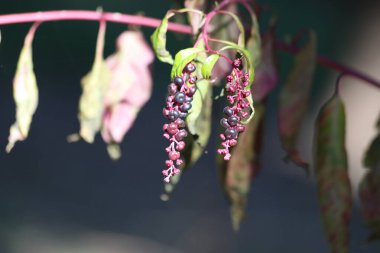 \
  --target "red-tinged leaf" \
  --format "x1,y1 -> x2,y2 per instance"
6,23 -> 40,152
219,103 -> 265,230
101,31 -> 154,159
184,0 -> 205,34
253,19 -> 278,102
278,30 -> 317,171
359,113 -> 380,242
314,95 -> 352,253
